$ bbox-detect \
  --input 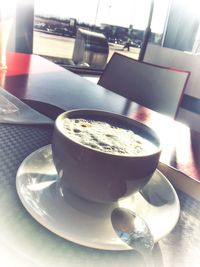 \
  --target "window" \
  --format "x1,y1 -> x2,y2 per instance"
33,0 -> 170,73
